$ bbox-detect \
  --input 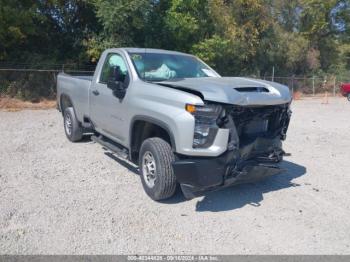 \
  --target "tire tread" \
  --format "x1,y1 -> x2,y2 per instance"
139,137 -> 176,200
64,107 -> 83,142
